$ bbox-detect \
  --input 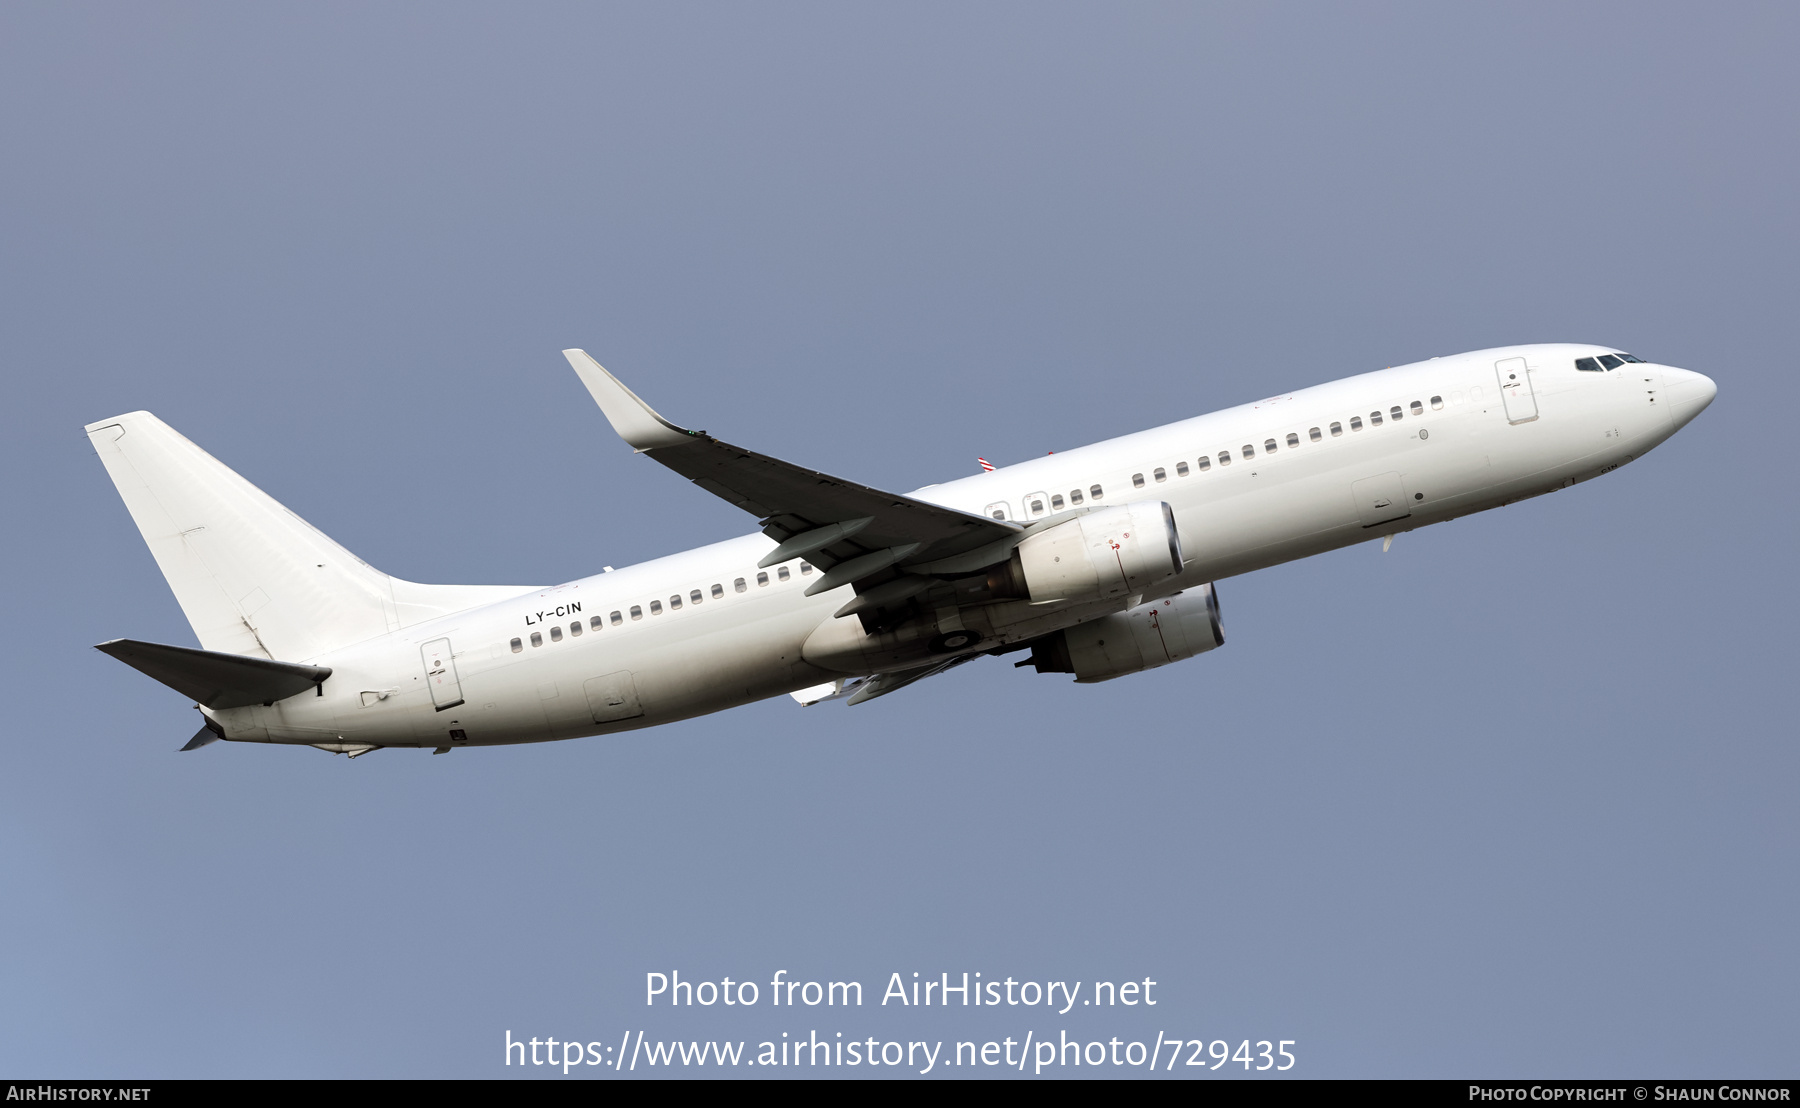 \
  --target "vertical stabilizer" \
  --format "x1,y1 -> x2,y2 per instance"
86,412 -> 534,661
